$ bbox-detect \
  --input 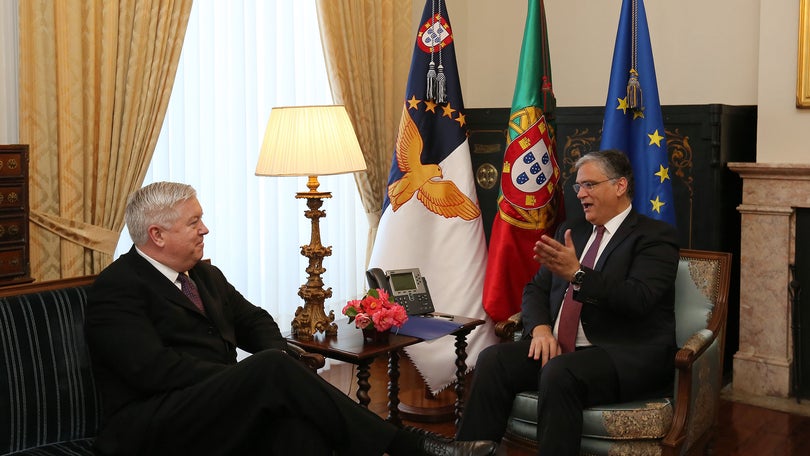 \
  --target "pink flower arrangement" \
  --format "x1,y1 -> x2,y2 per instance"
342,288 -> 408,332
